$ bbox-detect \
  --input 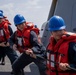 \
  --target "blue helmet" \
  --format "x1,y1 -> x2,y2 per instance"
0,10 -> 3,13
48,15 -> 66,31
0,12 -> 4,18
14,14 -> 26,26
